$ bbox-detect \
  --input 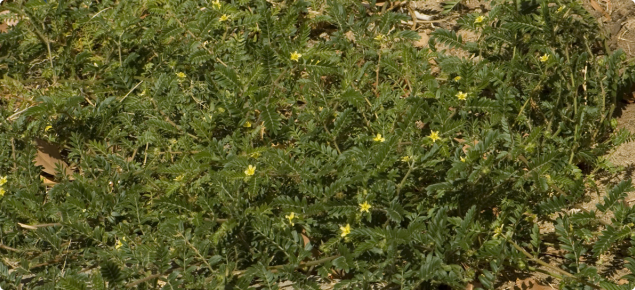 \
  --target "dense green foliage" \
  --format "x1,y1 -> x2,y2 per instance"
1,0 -> 635,289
